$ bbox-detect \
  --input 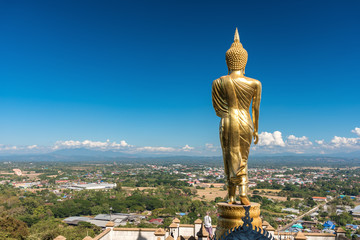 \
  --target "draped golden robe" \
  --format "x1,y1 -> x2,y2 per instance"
212,75 -> 256,186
